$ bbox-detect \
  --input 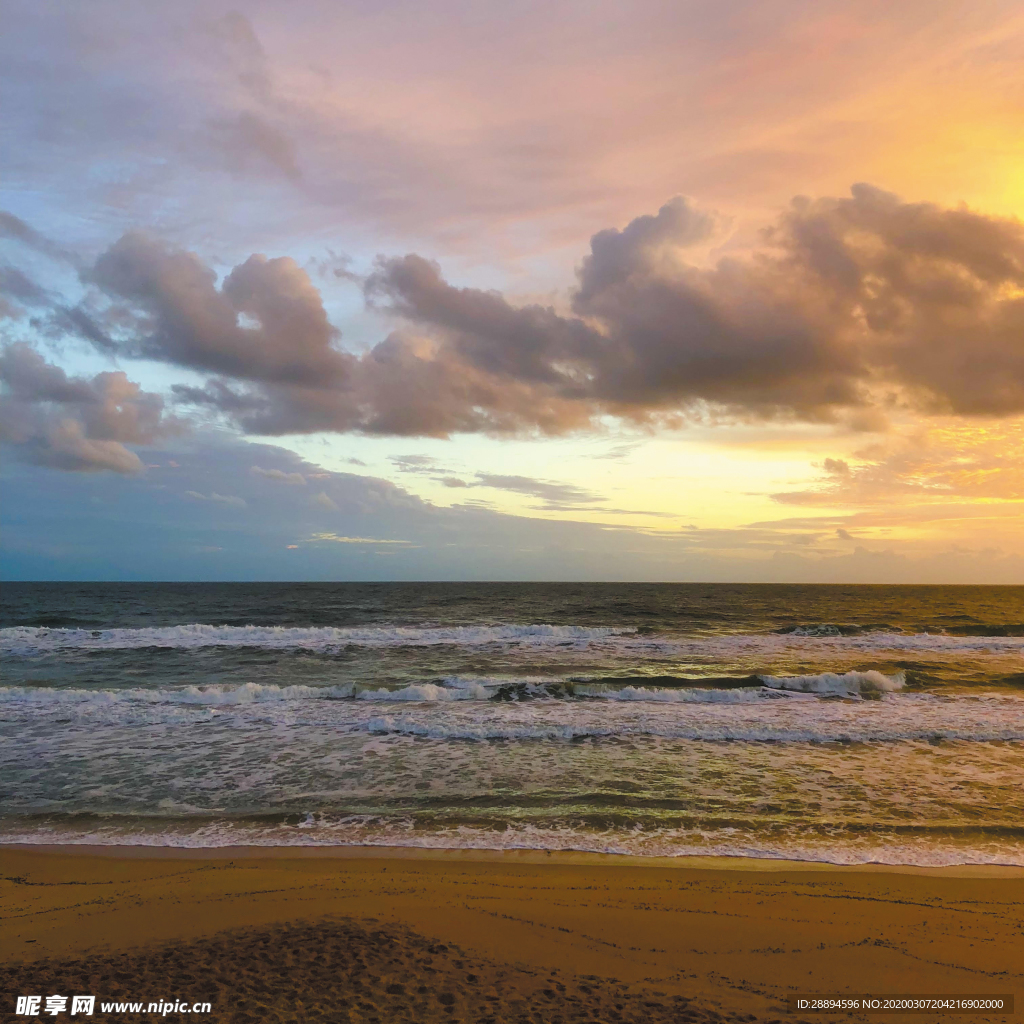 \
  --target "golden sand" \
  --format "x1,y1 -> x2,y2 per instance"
2,847 -> 1021,1023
